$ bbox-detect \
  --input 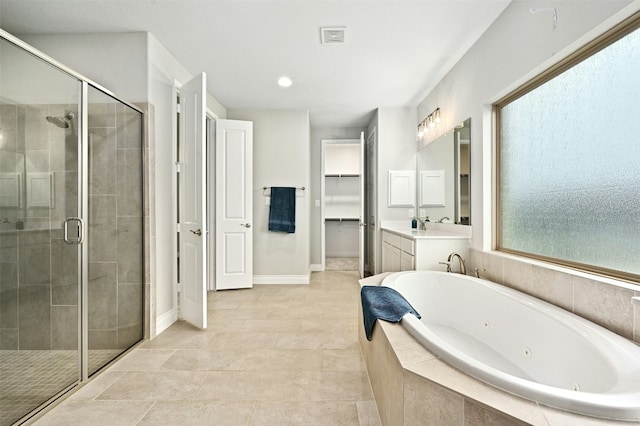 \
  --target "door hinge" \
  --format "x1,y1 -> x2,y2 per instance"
176,102 -> 181,114
176,223 -> 180,233
175,162 -> 182,173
